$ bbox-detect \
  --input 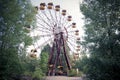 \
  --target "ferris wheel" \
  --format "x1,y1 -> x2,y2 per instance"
30,2 -> 81,76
